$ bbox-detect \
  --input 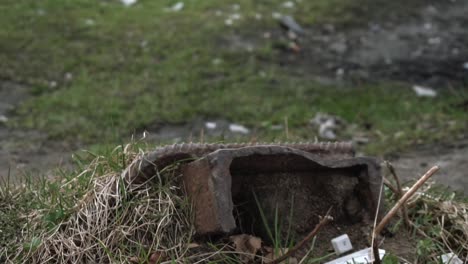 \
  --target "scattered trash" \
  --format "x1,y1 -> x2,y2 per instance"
64,72 -> 73,81
279,15 -> 304,35
0,115 -> 8,124
462,62 -> 468,70
170,2 -> 184,12
331,234 -> 353,255
211,58 -> 222,65
428,37 -> 441,45
310,113 -> 346,140
205,122 -> 217,129
232,4 -> 240,11
336,68 -> 345,77
121,0 -> 137,7
272,12 -> 282,19
229,123 -> 250,134
423,22 -> 432,30
49,81 -> 58,88
254,13 -> 262,20
413,85 -> 437,97
214,10 -> 223,16
225,18 -> 233,26
84,19 -> 95,26
439,253 -> 463,264
225,13 -> 241,26
230,13 -> 241,20
282,1 -> 295,8
324,248 -> 386,264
